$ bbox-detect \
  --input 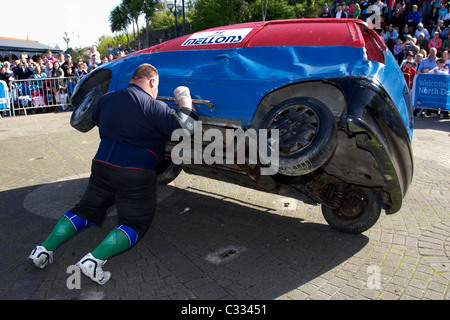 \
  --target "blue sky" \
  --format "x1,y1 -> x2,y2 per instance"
2,0 -> 123,49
